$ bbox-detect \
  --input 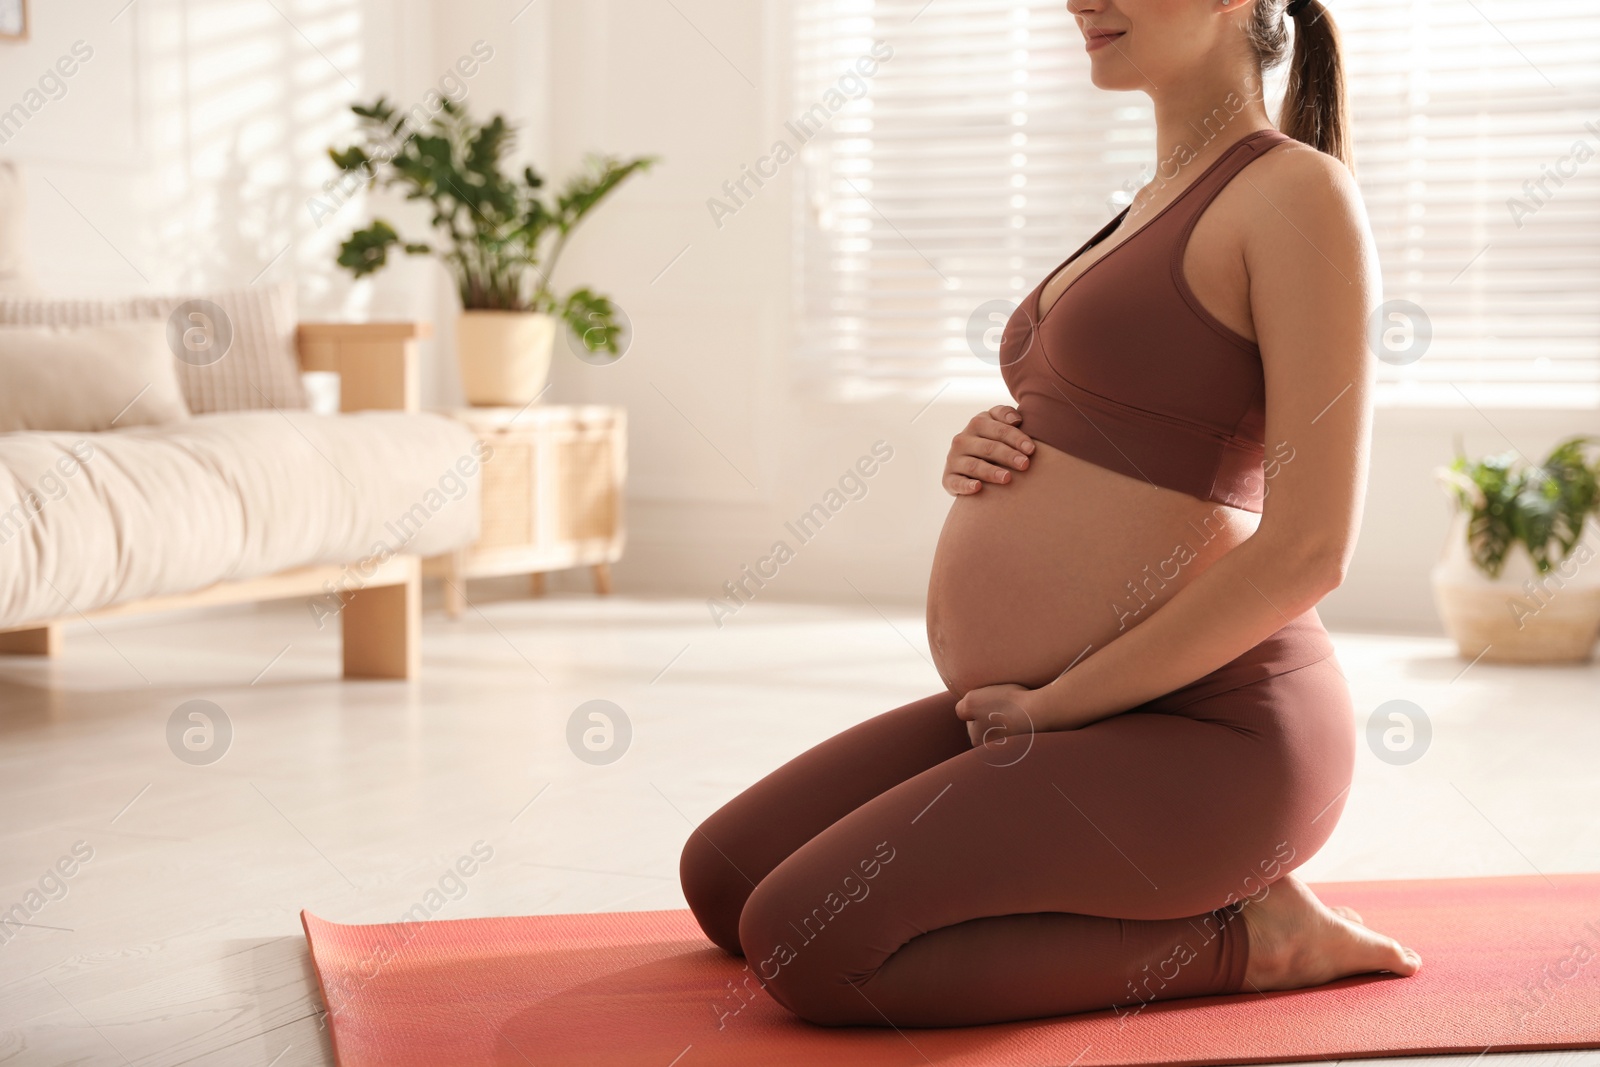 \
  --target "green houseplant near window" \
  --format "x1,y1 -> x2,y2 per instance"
328,97 -> 656,404
1431,435 -> 1600,663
